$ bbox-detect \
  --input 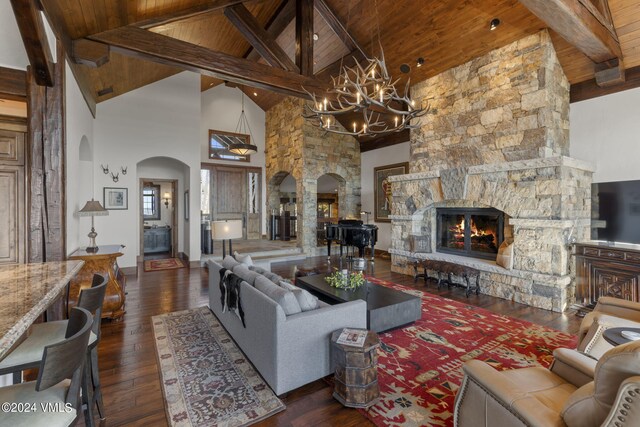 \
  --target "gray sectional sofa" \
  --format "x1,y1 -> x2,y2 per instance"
207,257 -> 367,395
